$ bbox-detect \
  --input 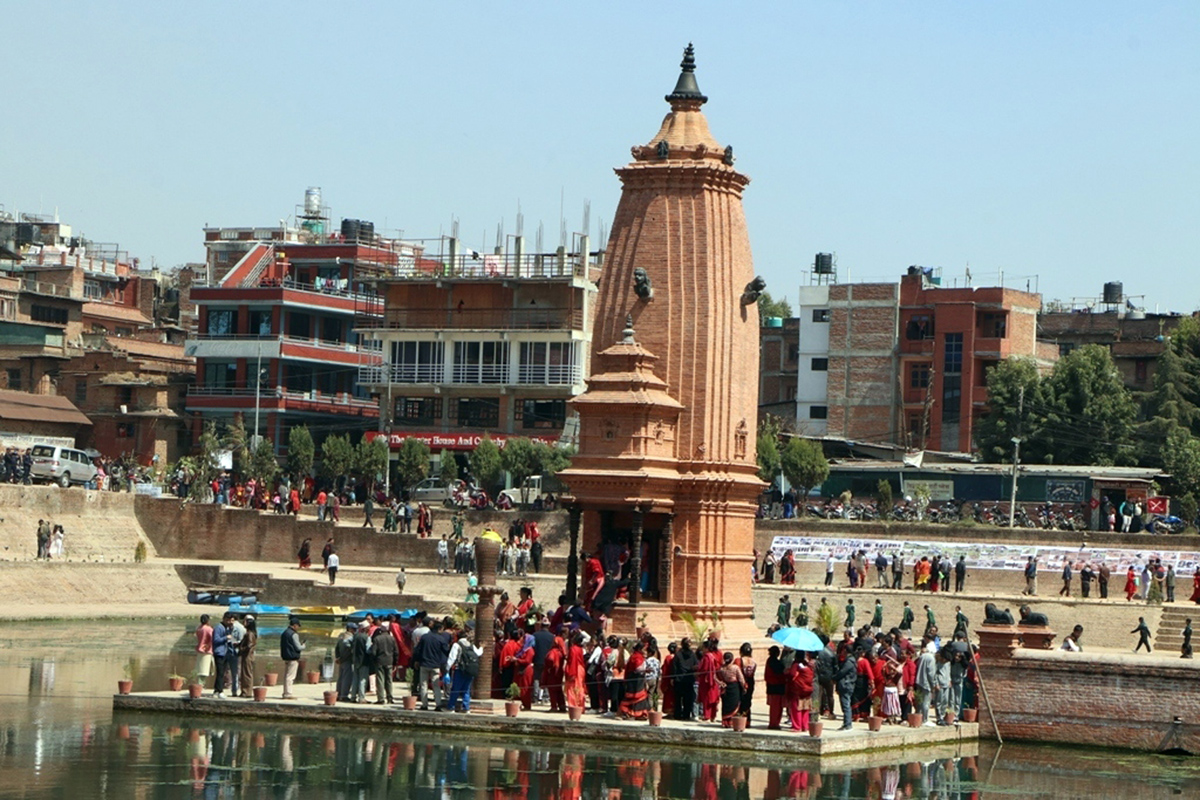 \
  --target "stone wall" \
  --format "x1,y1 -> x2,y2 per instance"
977,639 -> 1200,751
